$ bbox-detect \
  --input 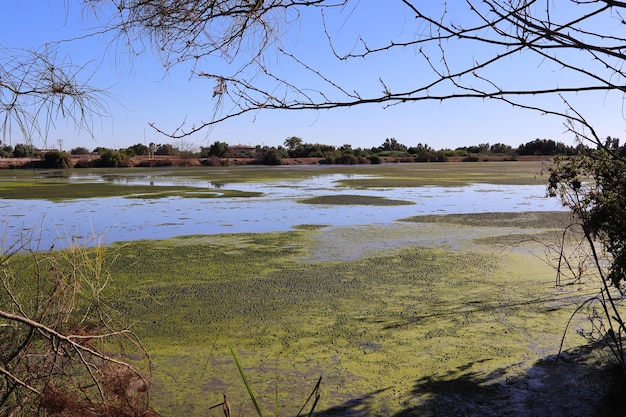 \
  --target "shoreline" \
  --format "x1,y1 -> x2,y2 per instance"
0,154 -> 553,169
